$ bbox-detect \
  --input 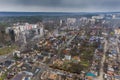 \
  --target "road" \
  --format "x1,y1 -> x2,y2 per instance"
66,34 -> 77,46
97,38 -> 108,80
58,33 -> 78,57
116,38 -> 120,61
97,37 -> 120,80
